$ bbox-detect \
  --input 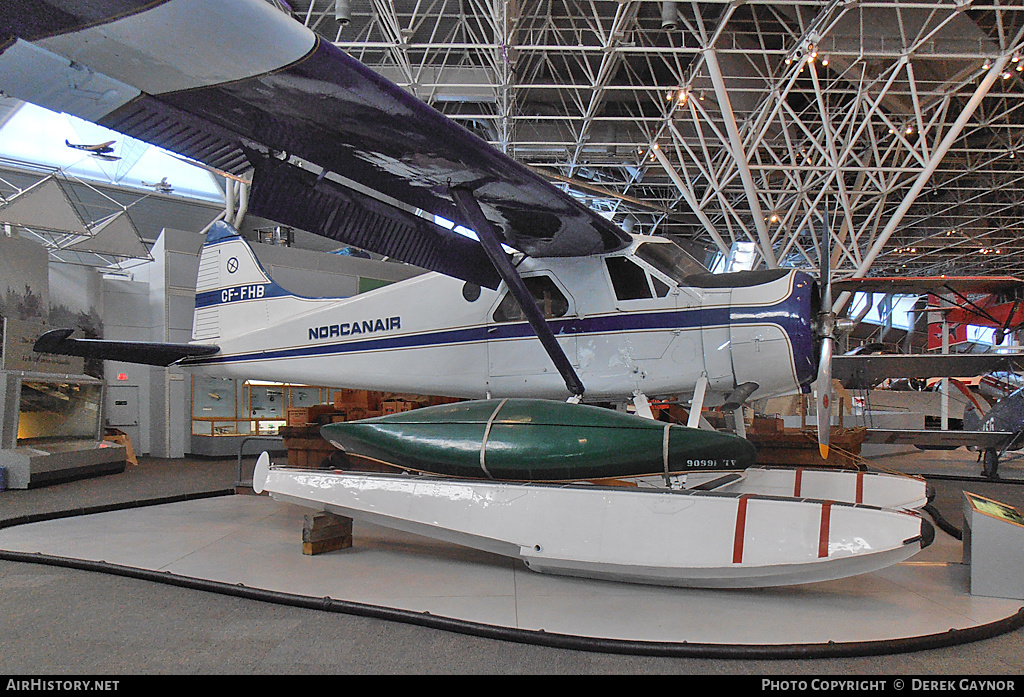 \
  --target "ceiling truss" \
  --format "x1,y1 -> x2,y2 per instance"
285,0 -> 1024,281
